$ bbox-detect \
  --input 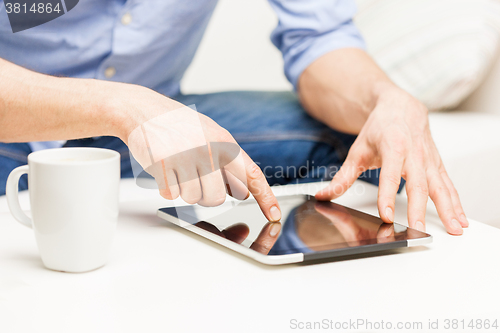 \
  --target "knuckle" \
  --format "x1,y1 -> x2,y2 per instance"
218,128 -> 235,142
408,183 -> 428,196
258,192 -> 277,207
384,173 -> 402,187
448,186 -> 460,198
392,145 -> 407,159
410,148 -> 426,165
246,162 -> 263,181
383,134 -> 408,156
350,148 -> 370,166
430,184 -> 449,198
